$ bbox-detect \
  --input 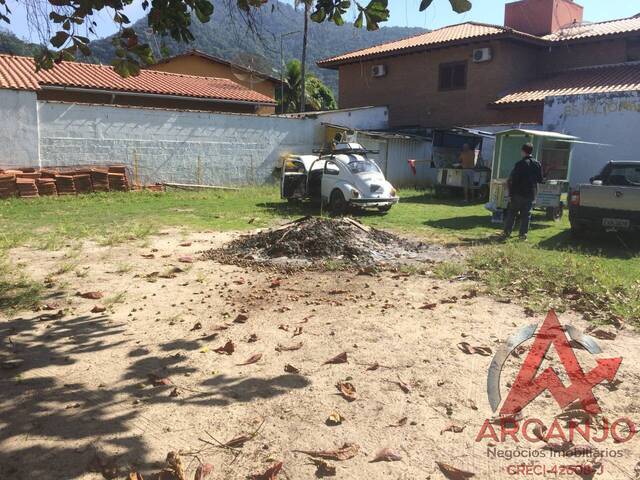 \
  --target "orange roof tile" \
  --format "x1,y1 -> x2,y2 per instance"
493,63 -> 640,105
317,22 -> 542,67
0,54 -> 275,104
543,15 -> 640,42
318,14 -> 640,68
